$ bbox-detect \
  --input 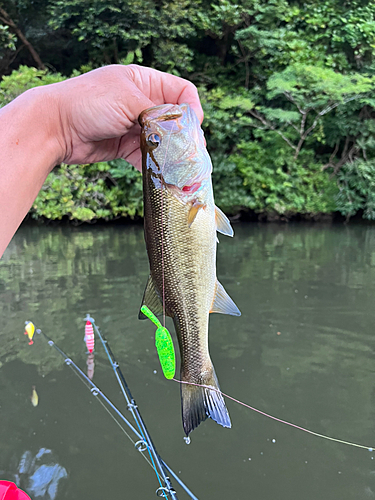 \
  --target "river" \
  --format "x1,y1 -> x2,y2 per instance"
1,221 -> 375,499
